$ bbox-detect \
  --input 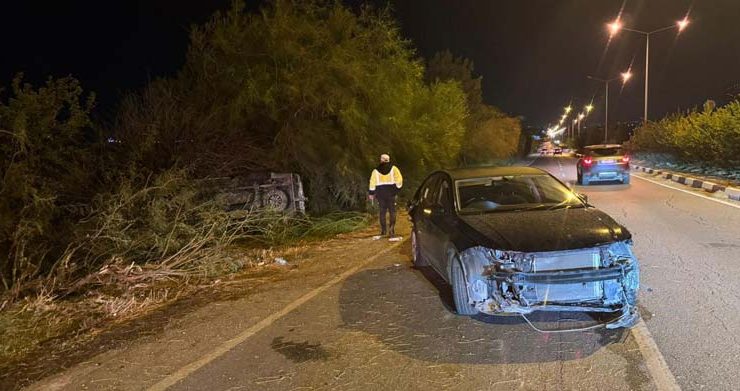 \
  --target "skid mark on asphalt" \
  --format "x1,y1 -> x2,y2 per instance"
270,337 -> 330,363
